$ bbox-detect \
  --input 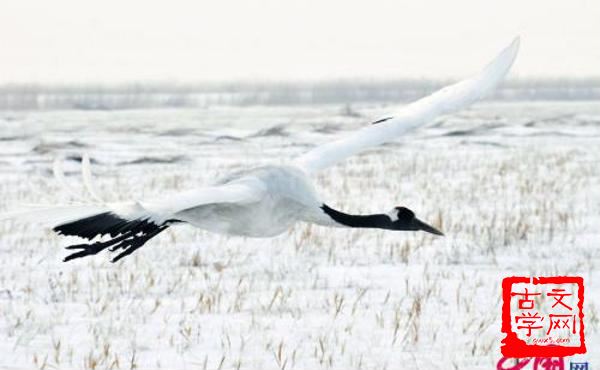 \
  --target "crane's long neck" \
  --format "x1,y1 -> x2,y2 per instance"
321,204 -> 392,229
